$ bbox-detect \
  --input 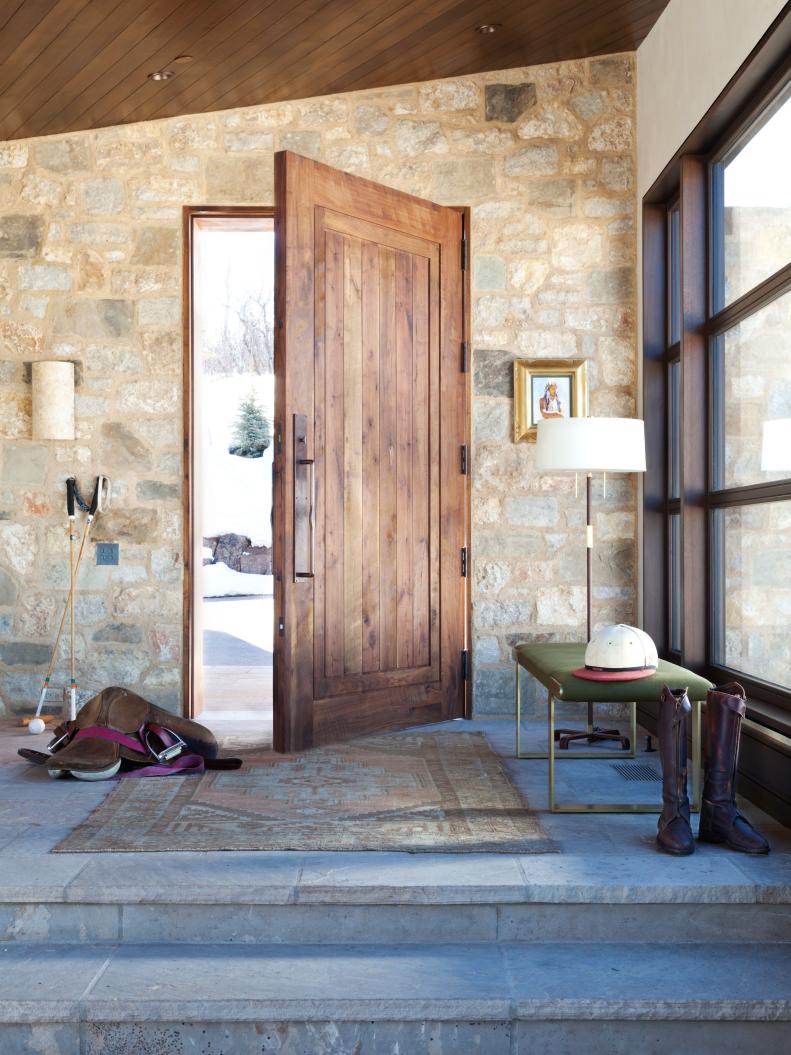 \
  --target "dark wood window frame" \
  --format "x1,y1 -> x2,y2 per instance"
643,3 -> 791,765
